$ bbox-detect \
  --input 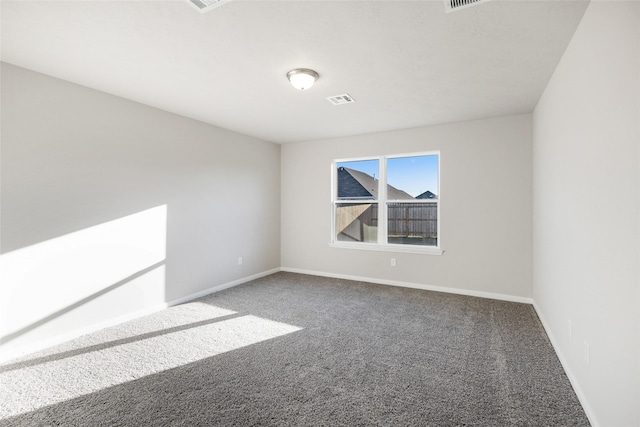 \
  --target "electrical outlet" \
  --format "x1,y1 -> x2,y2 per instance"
238,257 -> 243,265
568,320 -> 573,340
390,258 -> 397,267
584,341 -> 590,366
